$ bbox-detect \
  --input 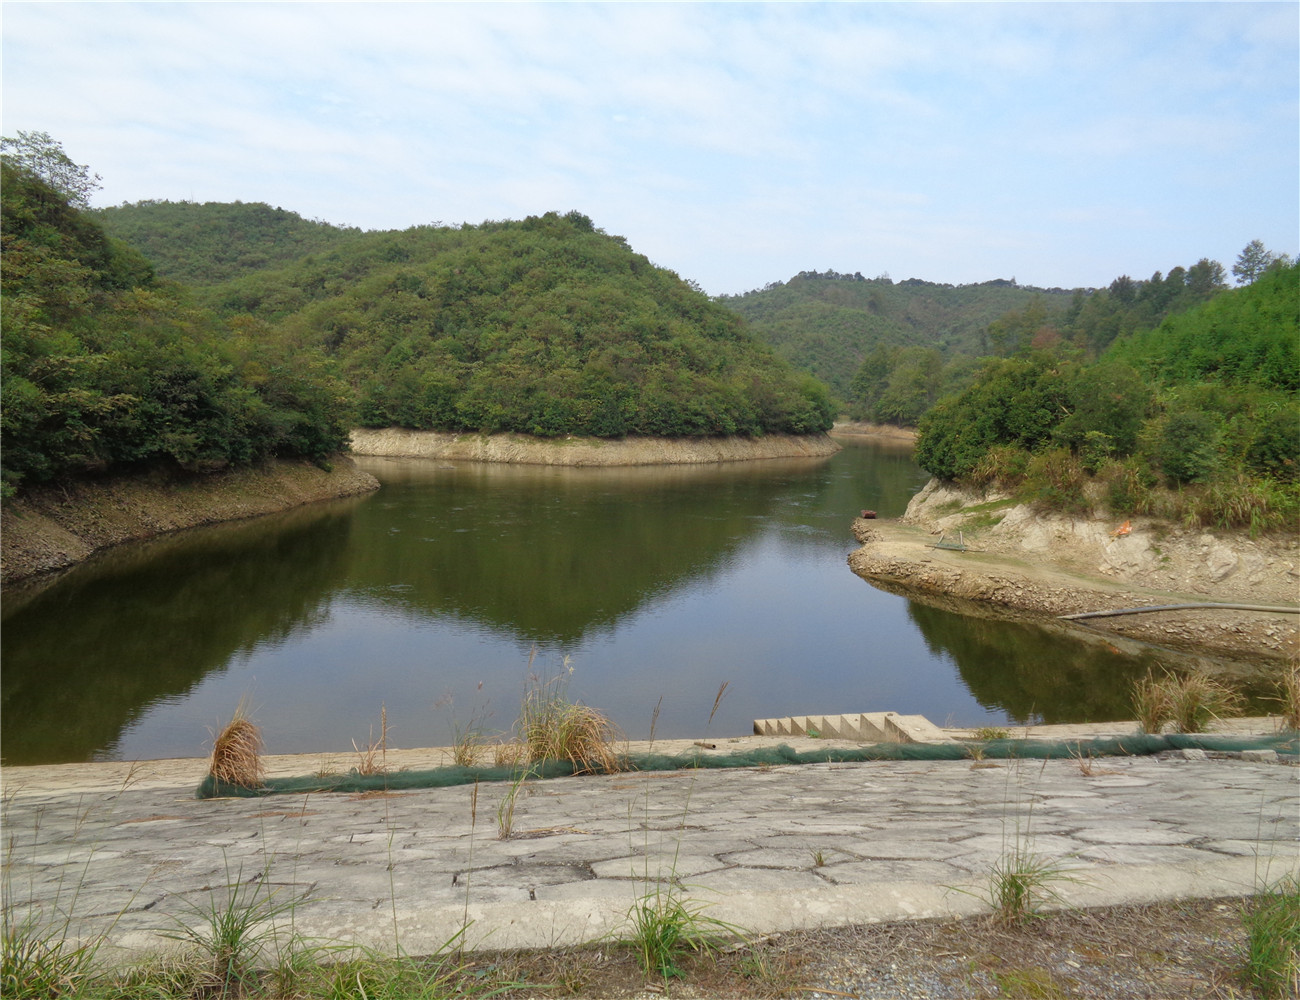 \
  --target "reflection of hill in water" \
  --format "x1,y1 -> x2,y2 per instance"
0,501 -> 360,763
346,457 -> 837,644
905,601 -> 1167,723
